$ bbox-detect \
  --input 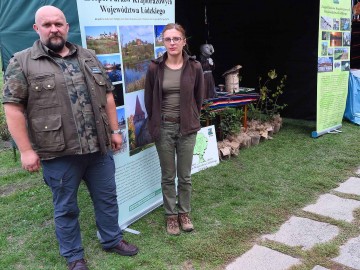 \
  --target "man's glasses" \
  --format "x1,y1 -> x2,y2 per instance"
163,37 -> 183,44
